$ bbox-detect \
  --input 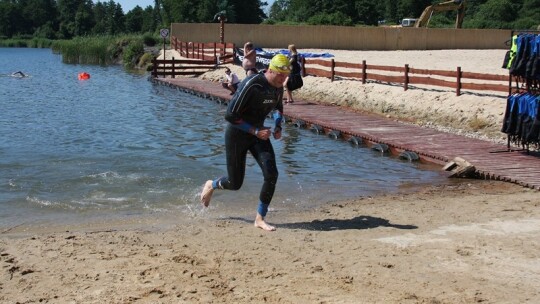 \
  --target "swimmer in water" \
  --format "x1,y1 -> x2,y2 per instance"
11,71 -> 27,77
